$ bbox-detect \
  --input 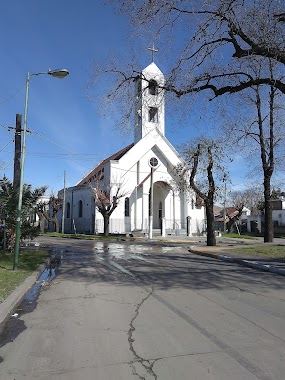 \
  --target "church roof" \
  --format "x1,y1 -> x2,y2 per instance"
76,143 -> 134,186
